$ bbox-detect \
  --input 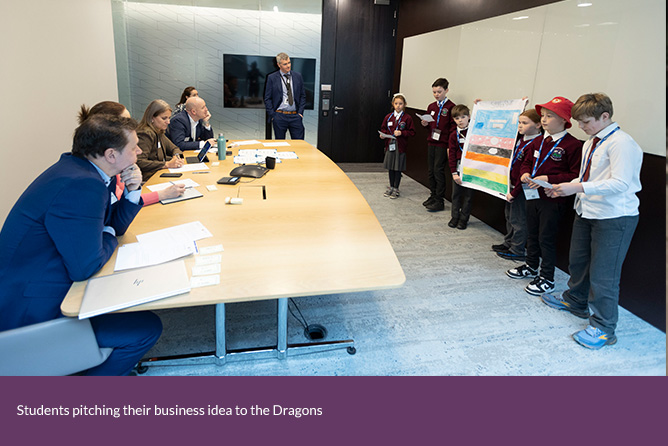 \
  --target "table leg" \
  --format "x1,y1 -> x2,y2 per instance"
277,298 -> 287,359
